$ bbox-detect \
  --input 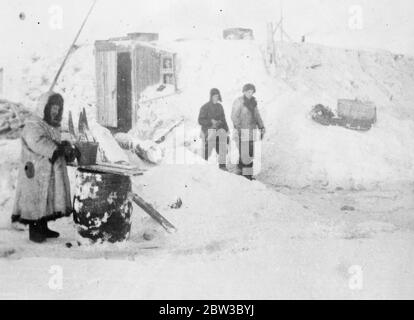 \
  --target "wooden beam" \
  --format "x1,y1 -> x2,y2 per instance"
130,193 -> 177,233
272,19 -> 283,35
